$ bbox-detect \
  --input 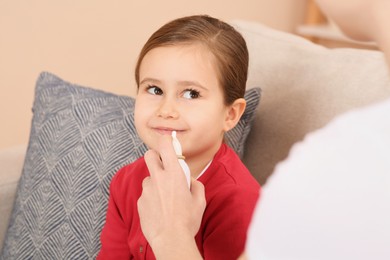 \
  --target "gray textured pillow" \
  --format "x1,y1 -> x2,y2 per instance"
1,72 -> 260,259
